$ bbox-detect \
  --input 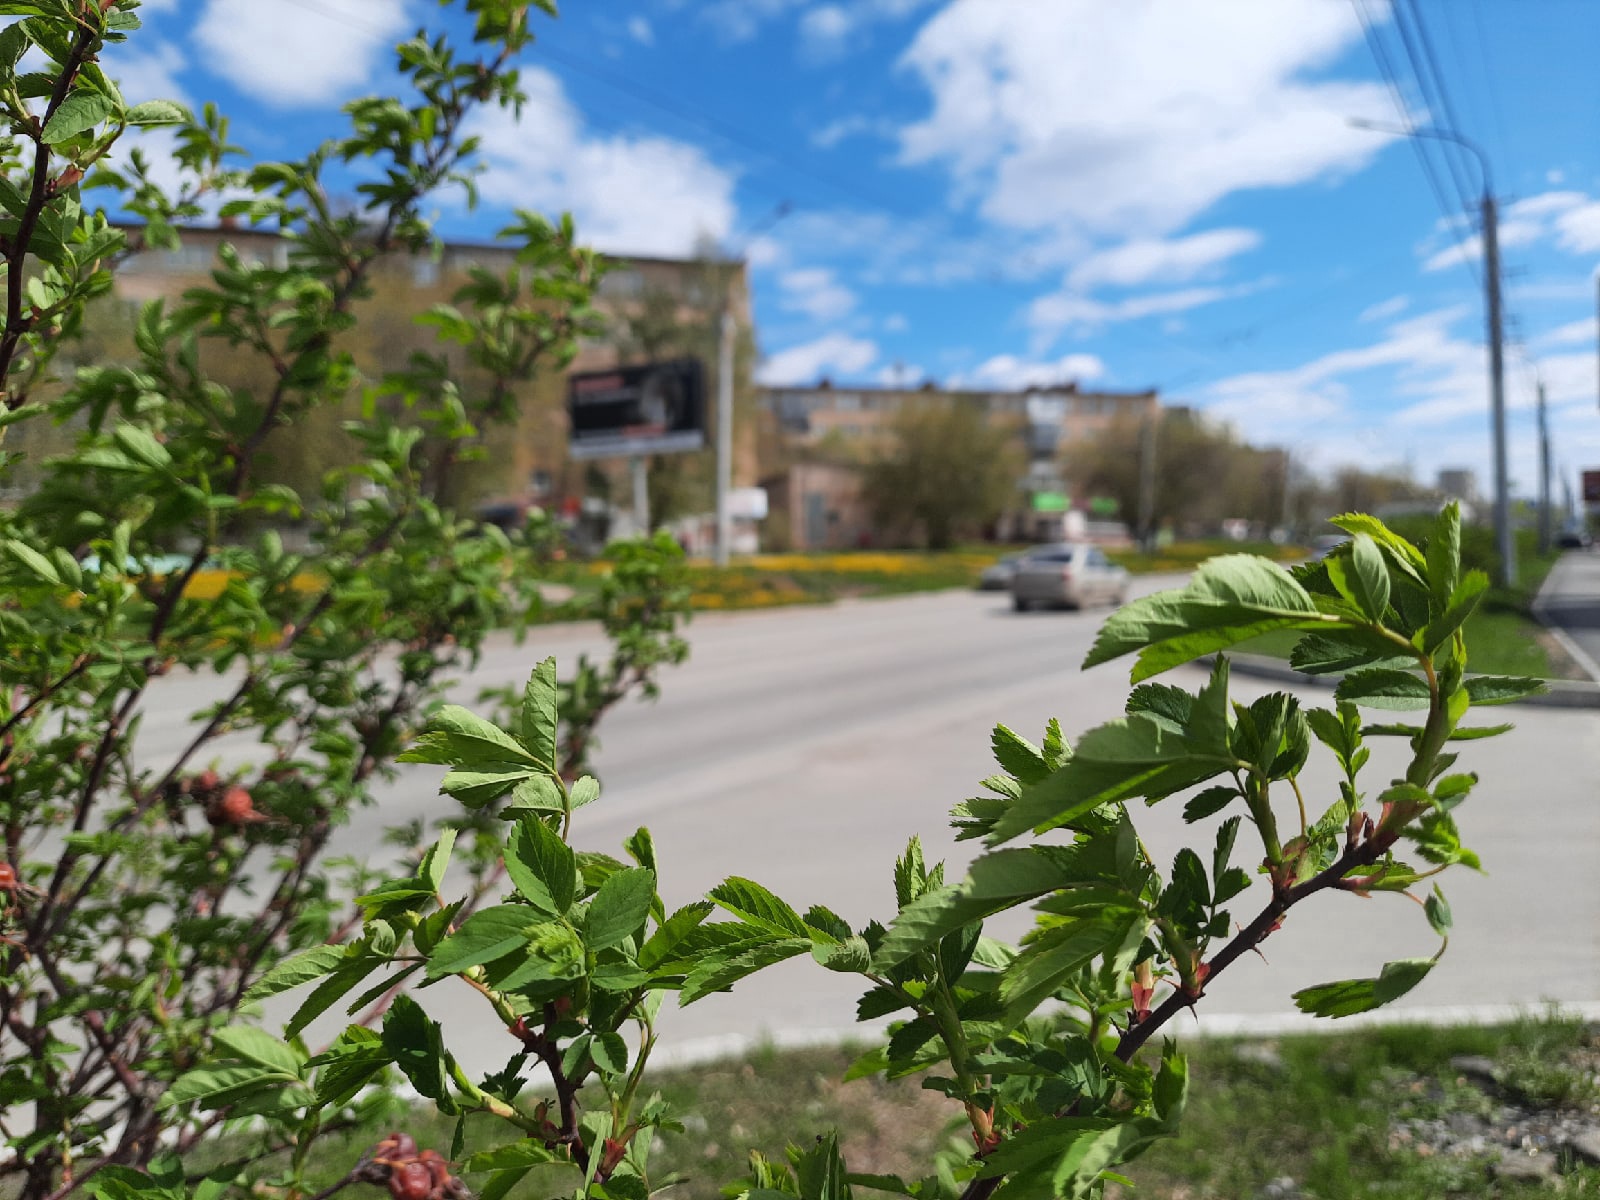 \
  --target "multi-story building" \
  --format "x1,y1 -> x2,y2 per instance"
111,222 -> 756,528
758,379 -> 1160,548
